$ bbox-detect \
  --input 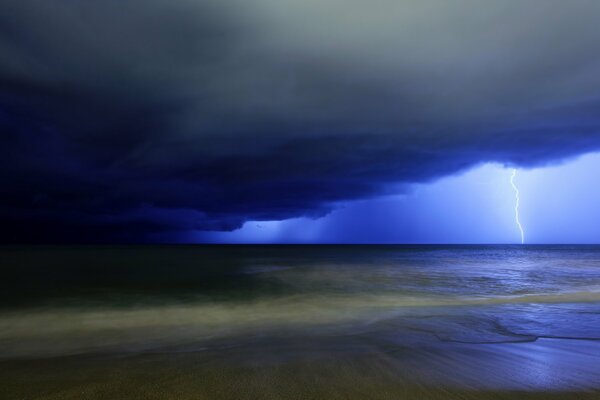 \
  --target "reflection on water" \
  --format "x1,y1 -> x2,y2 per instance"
2,245 -> 600,393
